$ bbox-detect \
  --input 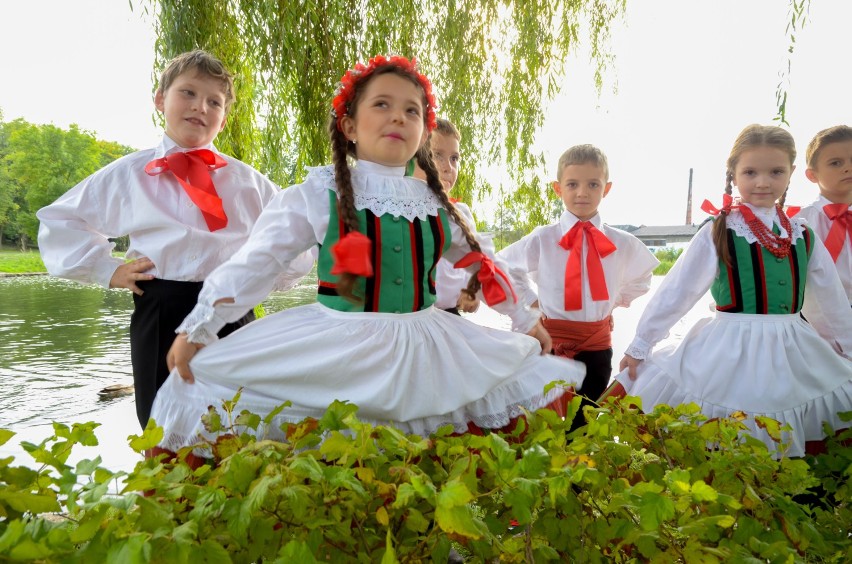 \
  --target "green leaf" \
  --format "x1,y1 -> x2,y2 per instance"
128,421 -> 164,452
0,490 -> 60,514
199,539 -> 232,564
278,539 -> 320,562
638,491 -> 675,531
517,444 -> 549,478
435,504 -> 483,539
691,480 -> 718,502
0,428 -> 15,447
